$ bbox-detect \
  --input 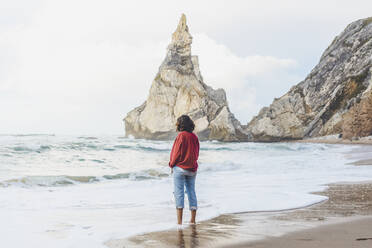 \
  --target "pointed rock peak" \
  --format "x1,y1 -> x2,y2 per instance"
171,13 -> 192,46
176,14 -> 187,33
